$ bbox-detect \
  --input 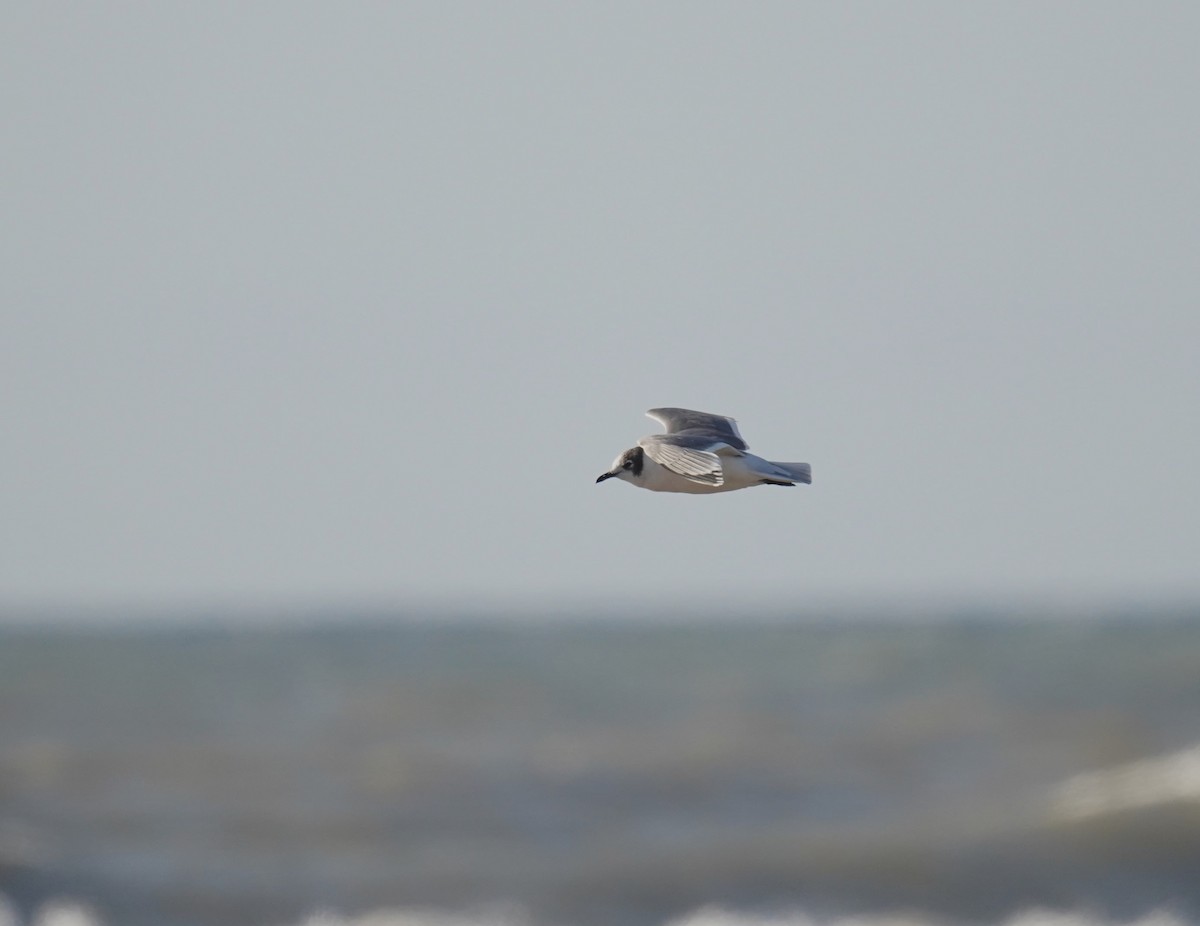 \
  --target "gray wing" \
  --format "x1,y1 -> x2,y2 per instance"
639,433 -> 741,487
646,407 -> 748,451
